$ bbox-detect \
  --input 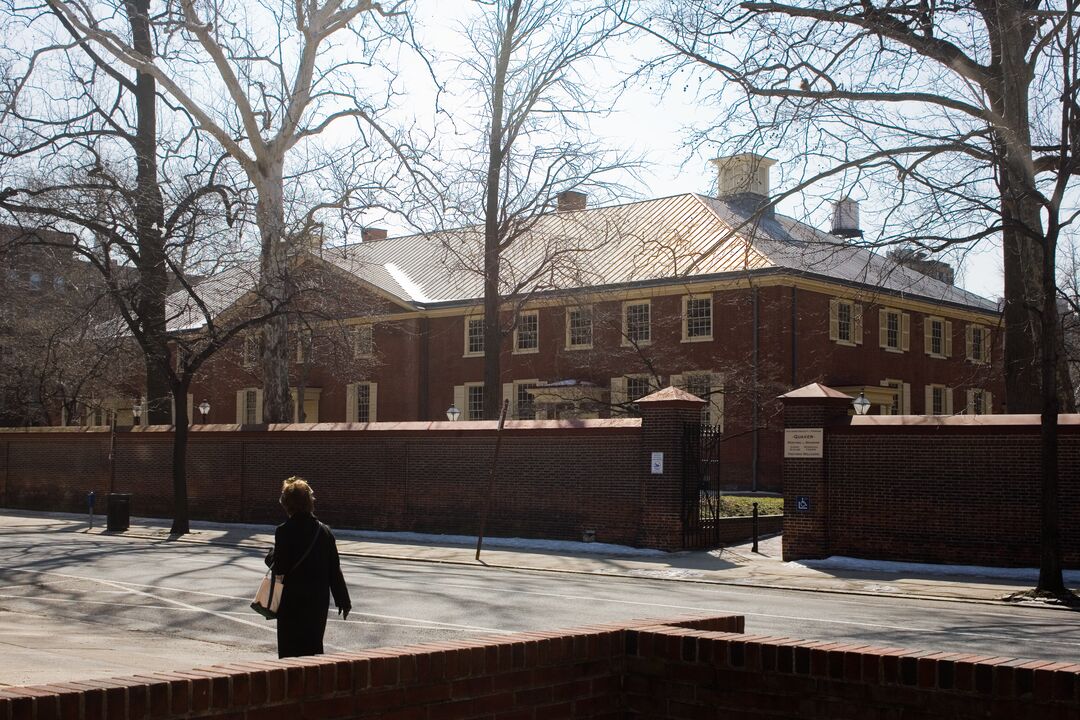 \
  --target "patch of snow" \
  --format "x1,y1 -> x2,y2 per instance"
791,556 -> 1080,583
383,263 -> 432,304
